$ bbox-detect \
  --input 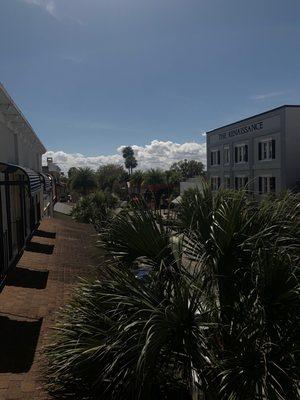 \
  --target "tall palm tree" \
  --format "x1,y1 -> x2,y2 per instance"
122,146 -> 138,174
